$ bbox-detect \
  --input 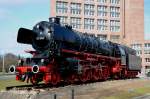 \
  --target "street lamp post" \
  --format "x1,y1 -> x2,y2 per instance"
2,54 -> 5,73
